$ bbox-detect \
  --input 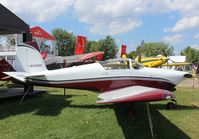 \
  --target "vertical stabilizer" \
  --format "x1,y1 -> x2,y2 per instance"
75,36 -> 86,55
14,43 -> 47,73
121,44 -> 127,58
